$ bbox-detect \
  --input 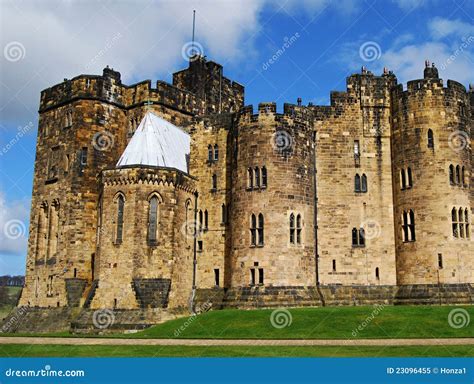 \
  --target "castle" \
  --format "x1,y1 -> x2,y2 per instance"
15,55 -> 473,328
